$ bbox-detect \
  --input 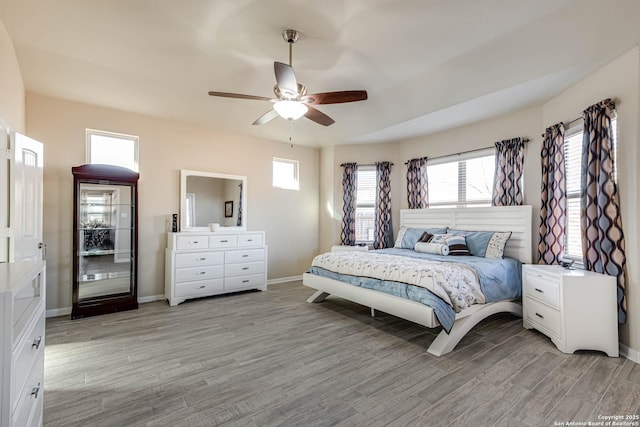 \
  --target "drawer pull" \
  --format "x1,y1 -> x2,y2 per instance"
242,254 -> 249,258
534,288 -> 544,293
242,267 -> 250,270
220,240 -> 228,243
535,313 -> 544,319
197,285 -> 205,289
31,383 -> 41,399
32,336 -> 42,350
242,280 -> 250,283
198,257 -> 206,261
247,239 -> 253,242
197,271 -> 206,275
